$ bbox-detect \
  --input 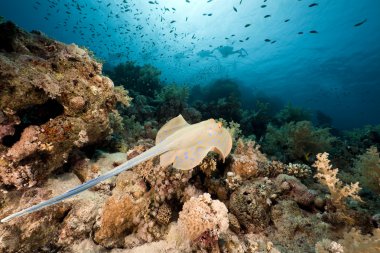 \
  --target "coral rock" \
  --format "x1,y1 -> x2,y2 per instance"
178,193 -> 229,242
275,174 -> 316,207
229,179 -> 275,232
94,170 -> 149,248
0,22 -> 125,189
